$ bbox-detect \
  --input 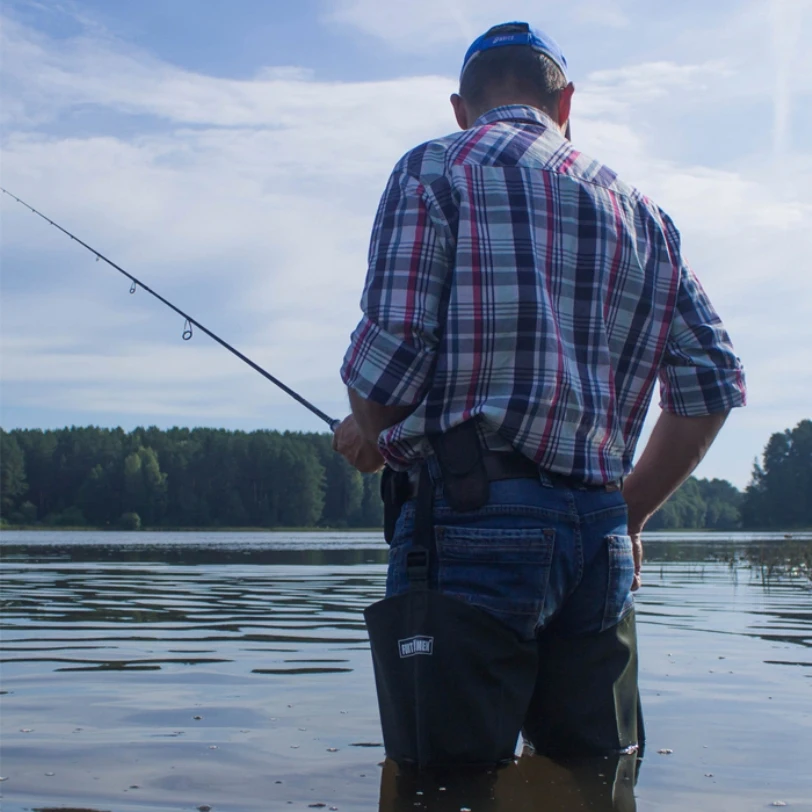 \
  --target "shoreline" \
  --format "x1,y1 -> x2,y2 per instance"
2,525 -> 811,536
0,524 -> 383,533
